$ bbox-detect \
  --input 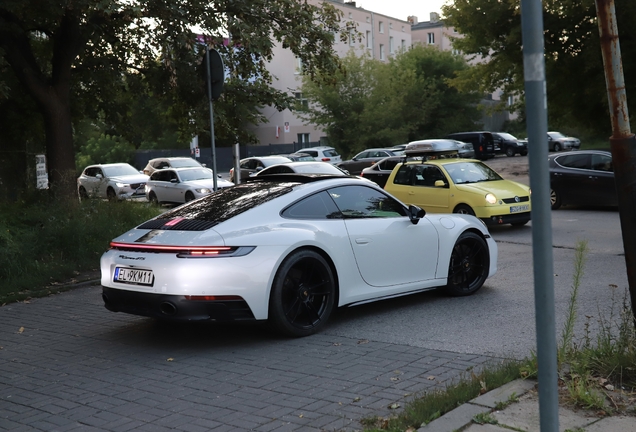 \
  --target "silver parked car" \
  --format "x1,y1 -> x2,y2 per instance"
77,163 -> 148,200
146,167 -> 234,205
143,157 -> 206,176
